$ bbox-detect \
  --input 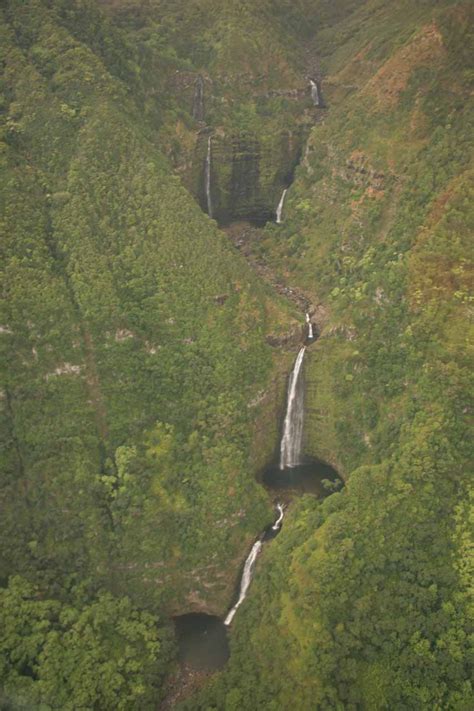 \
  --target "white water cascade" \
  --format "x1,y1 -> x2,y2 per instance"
224,504 -> 285,626
306,312 -> 314,340
276,188 -> 288,224
206,136 -> 213,218
224,539 -> 262,626
310,79 -> 321,107
279,346 -> 306,469
224,334 -> 309,626
272,503 -> 285,531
